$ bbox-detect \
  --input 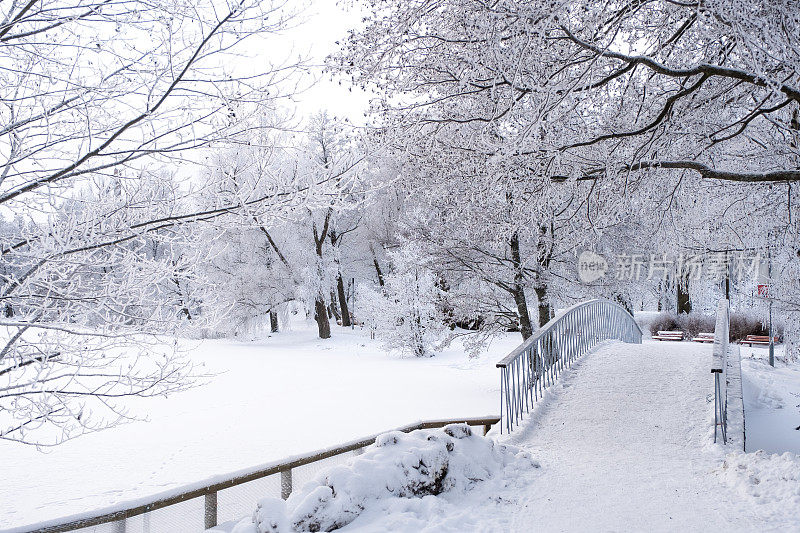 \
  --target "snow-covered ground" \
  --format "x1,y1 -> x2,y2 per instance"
226,340 -> 800,533
1,321 -> 520,531
740,345 -> 800,455
6,324 -> 799,532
